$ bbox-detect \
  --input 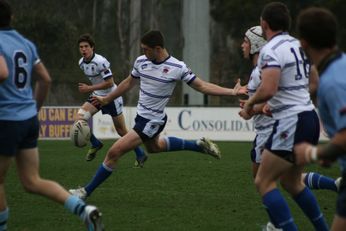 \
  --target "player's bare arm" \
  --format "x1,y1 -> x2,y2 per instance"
91,75 -> 137,106
0,55 -> 8,82
78,76 -> 114,93
189,77 -> 243,96
33,62 -> 52,111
